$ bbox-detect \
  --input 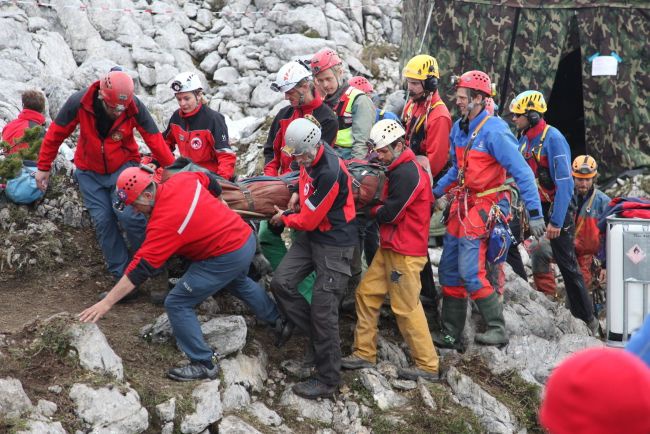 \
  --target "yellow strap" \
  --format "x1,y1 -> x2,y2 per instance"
414,100 -> 445,133
476,184 -> 512,198
520,125 -> 551,162
575,189 -> 597,236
